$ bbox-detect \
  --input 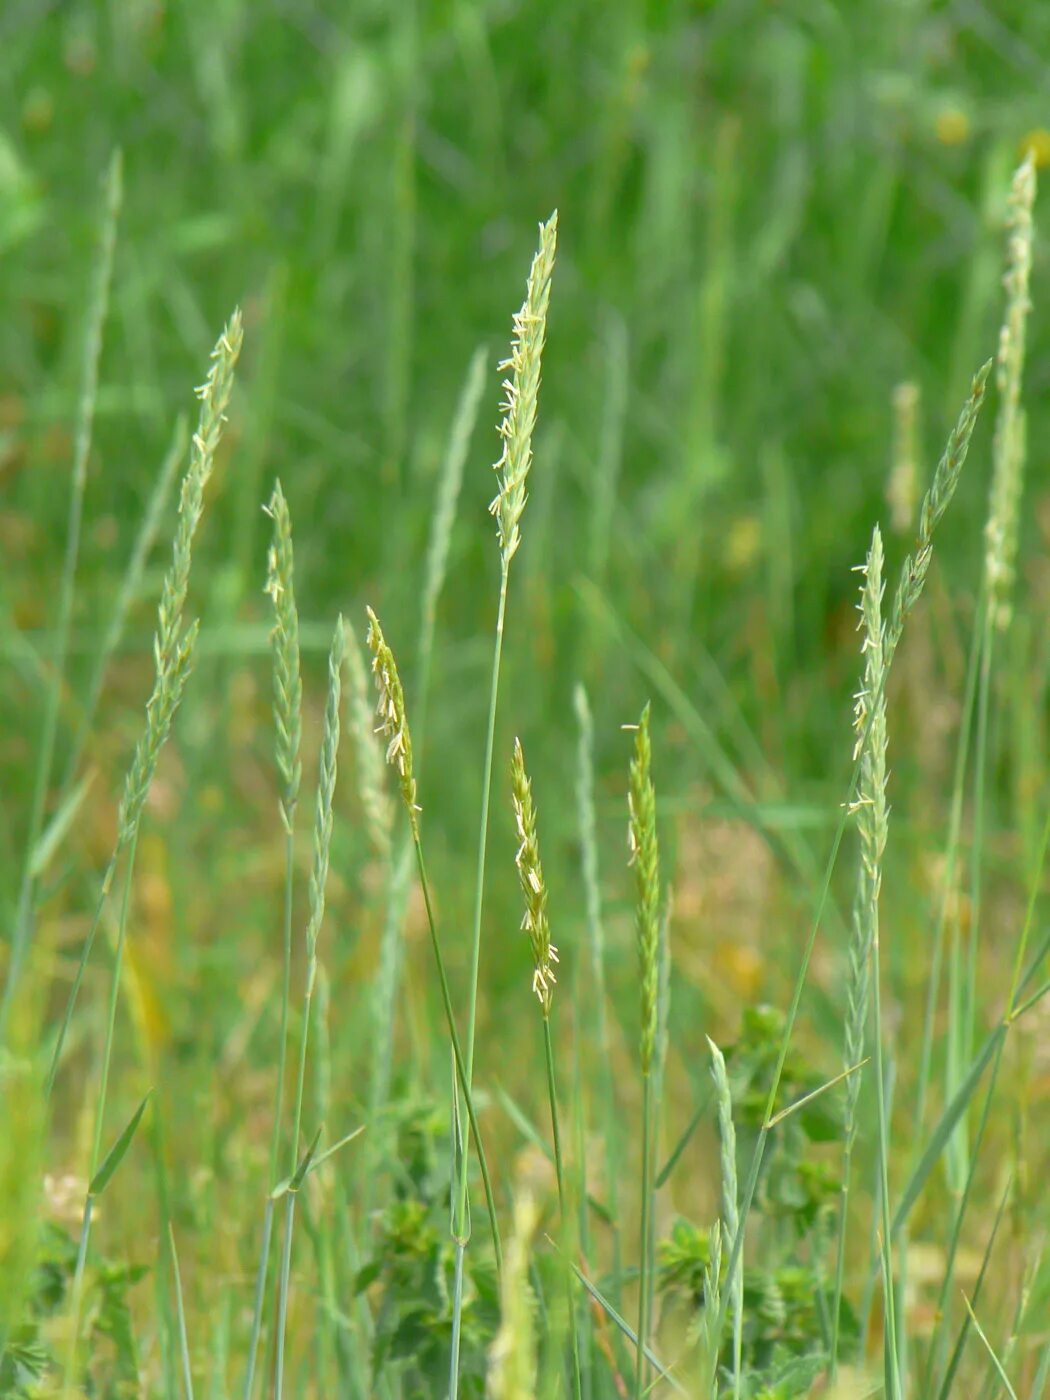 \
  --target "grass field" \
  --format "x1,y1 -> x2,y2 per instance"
2,3 -> 1050,1396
